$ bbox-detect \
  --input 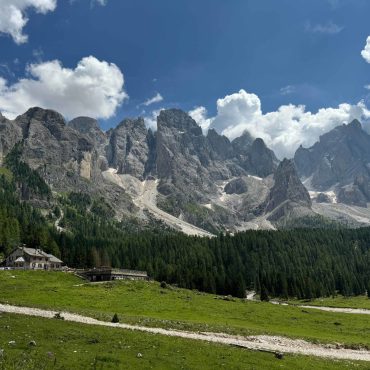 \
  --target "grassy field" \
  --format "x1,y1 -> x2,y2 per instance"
288,296 -> 370,310
0,271 -> 370,349
0,313 -> 367,370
